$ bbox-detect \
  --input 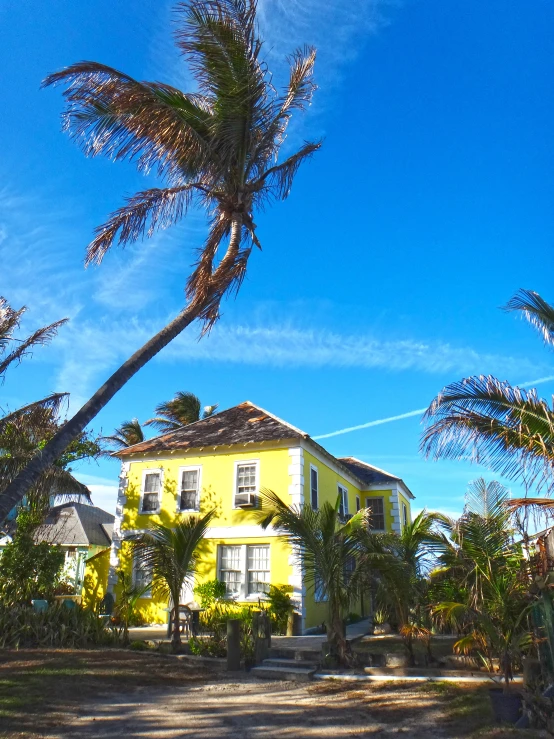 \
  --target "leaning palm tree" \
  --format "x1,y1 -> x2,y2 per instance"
258,488 -> 370,664
0,298 -> 91,518
421,289 -> 554,494
0,0 -> 320,522
127,509 -> 215,652
101,418 -> 145,452
145,391 -> 218,433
